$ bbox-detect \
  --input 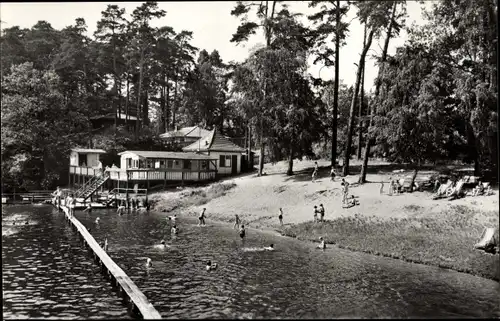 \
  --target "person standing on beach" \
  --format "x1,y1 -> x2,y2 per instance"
199,208 -> 207,226
239,224 -> 246,240
313,206 -> 318,223
278,208 -> 283,226
319,204 -> 325,222
330,167 -> 336,181
312,162 -> 319,183
233,214 -> 241,229
341,179 -> 349,204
